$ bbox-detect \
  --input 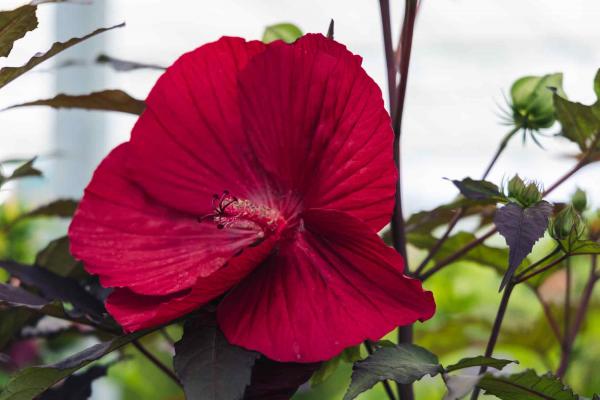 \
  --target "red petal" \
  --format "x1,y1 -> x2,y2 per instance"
217,209 -> 435,362
127,37 -> 266,216
106,231 -> 278,332
69,143 -> 267,296
237,34 -> 396,230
